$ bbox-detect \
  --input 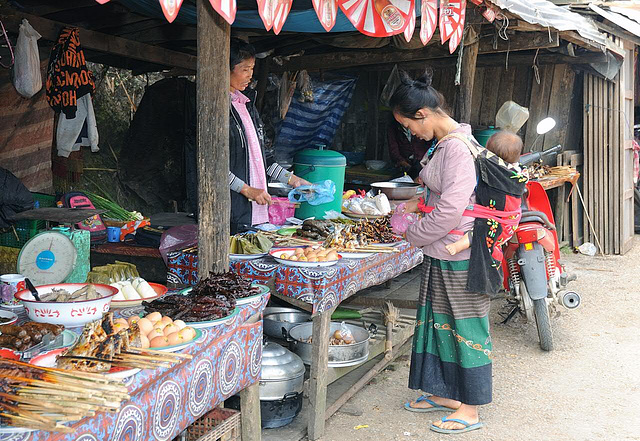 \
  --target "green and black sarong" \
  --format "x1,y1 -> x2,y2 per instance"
409,257 -> 493,405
